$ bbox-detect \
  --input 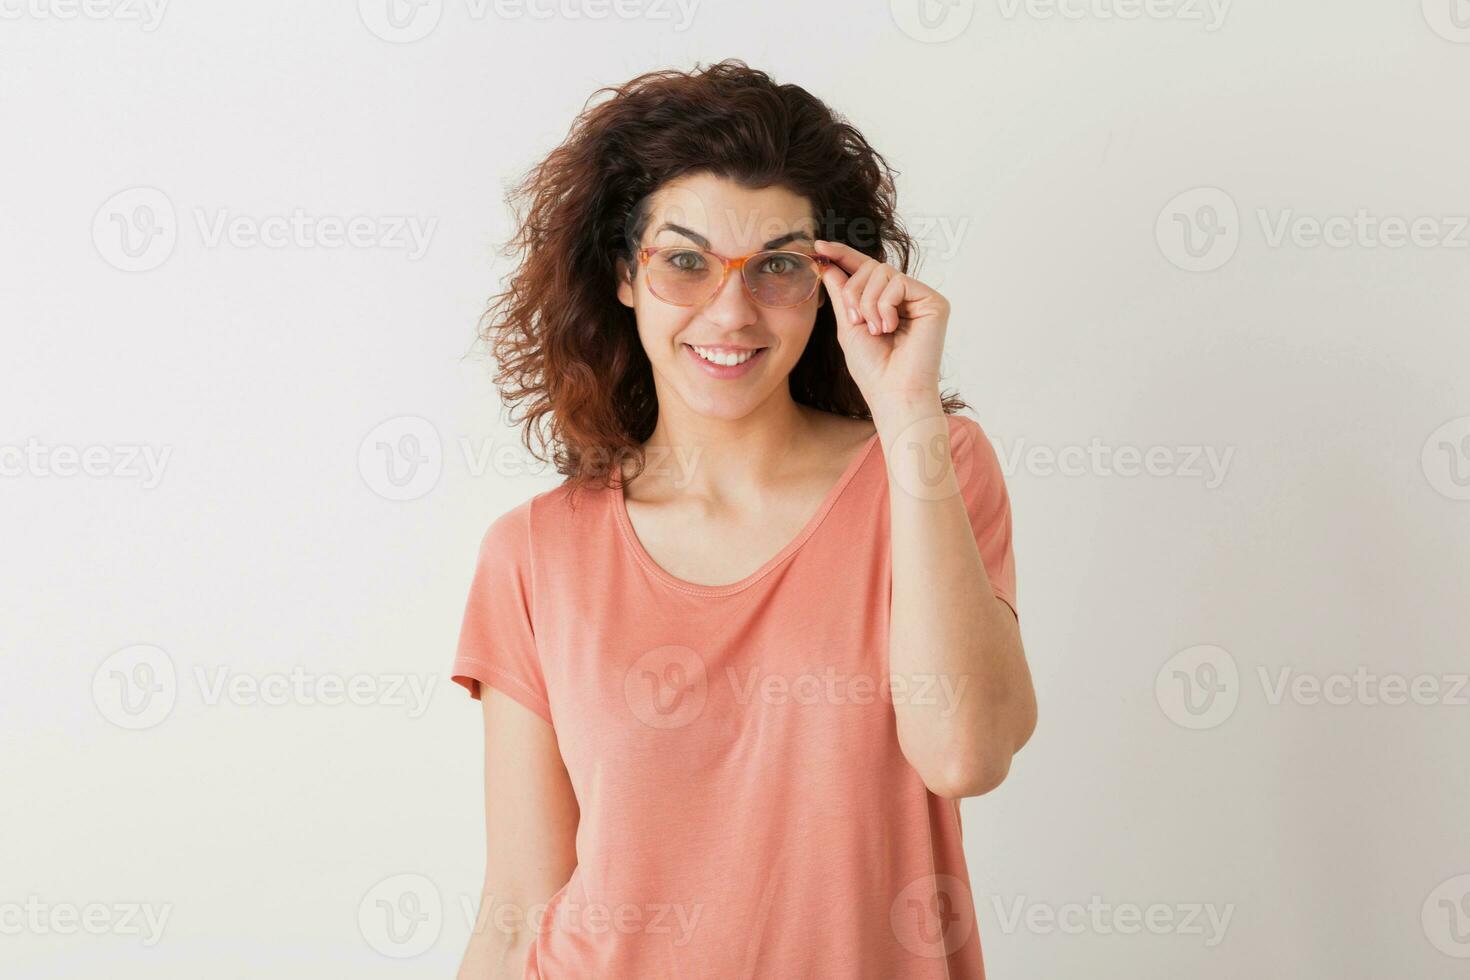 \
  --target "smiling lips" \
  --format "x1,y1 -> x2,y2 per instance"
683,342 -> 768,378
